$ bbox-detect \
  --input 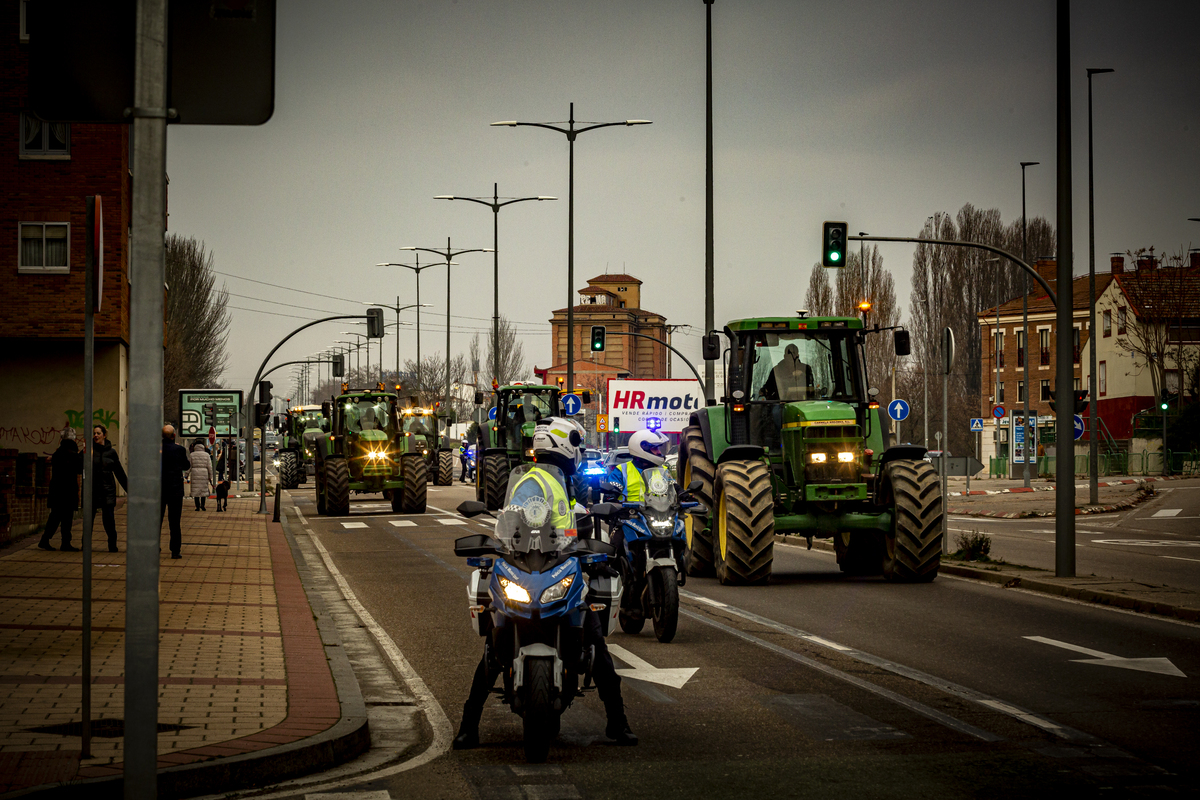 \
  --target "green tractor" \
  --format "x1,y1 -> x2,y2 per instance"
680,315 -> 940,585
276,404 -> 325,490
397,401 -> 456,486
472,383 -> 591,509
314,388 -> 427,516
